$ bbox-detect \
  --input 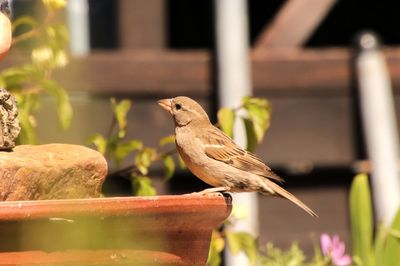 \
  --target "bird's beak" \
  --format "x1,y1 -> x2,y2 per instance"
158,98 -> 172,113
